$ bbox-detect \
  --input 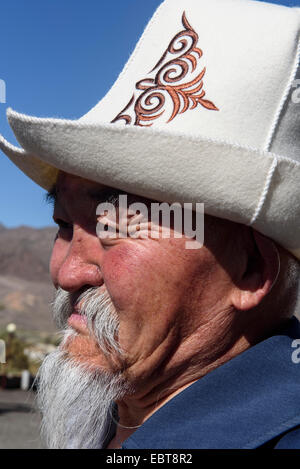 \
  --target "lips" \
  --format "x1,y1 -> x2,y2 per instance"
68,313 -> 89,335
